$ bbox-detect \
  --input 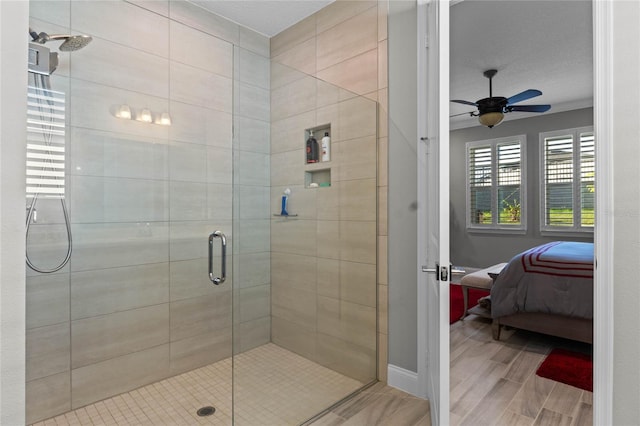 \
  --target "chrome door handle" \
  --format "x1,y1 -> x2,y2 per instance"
451,266 -> 466,276
209,230 -> 226,285
421,264 -> 452,281
422,263 -> 443,280
423,265 -> 466,275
